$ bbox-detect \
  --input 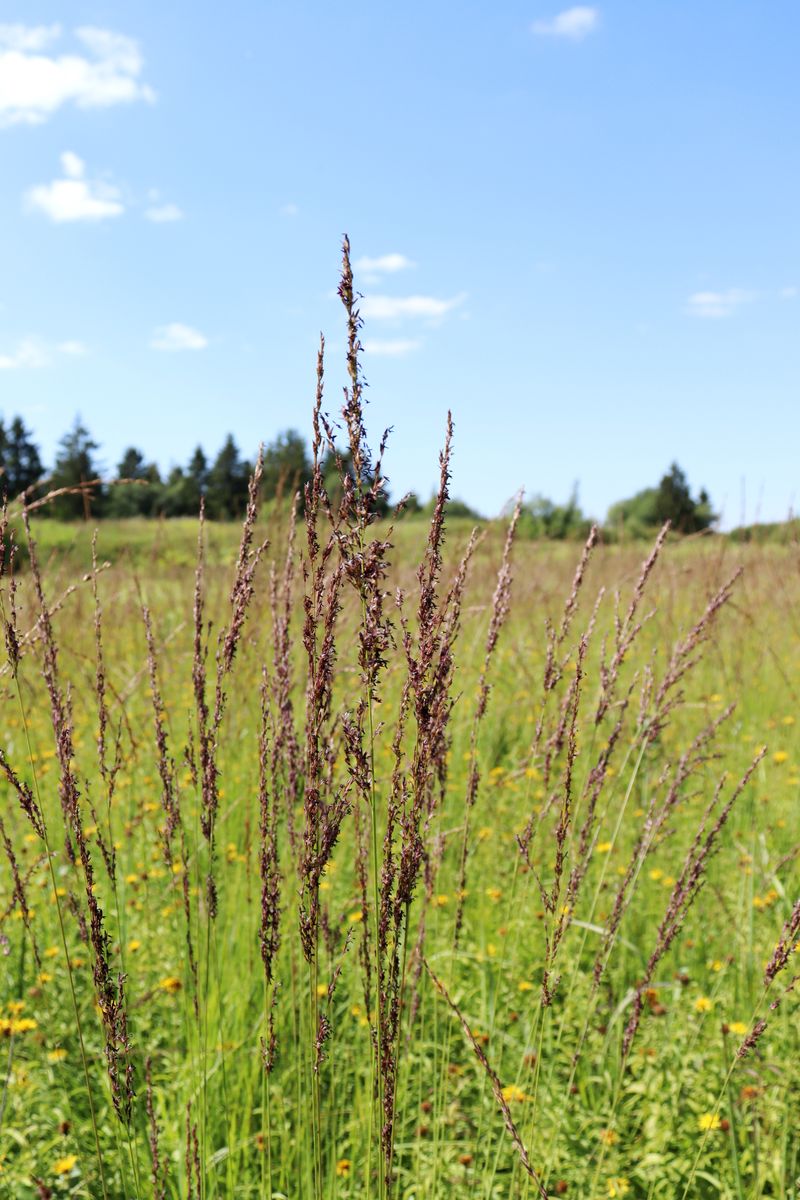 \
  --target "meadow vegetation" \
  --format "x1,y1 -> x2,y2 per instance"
0,243 -> 798,1199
